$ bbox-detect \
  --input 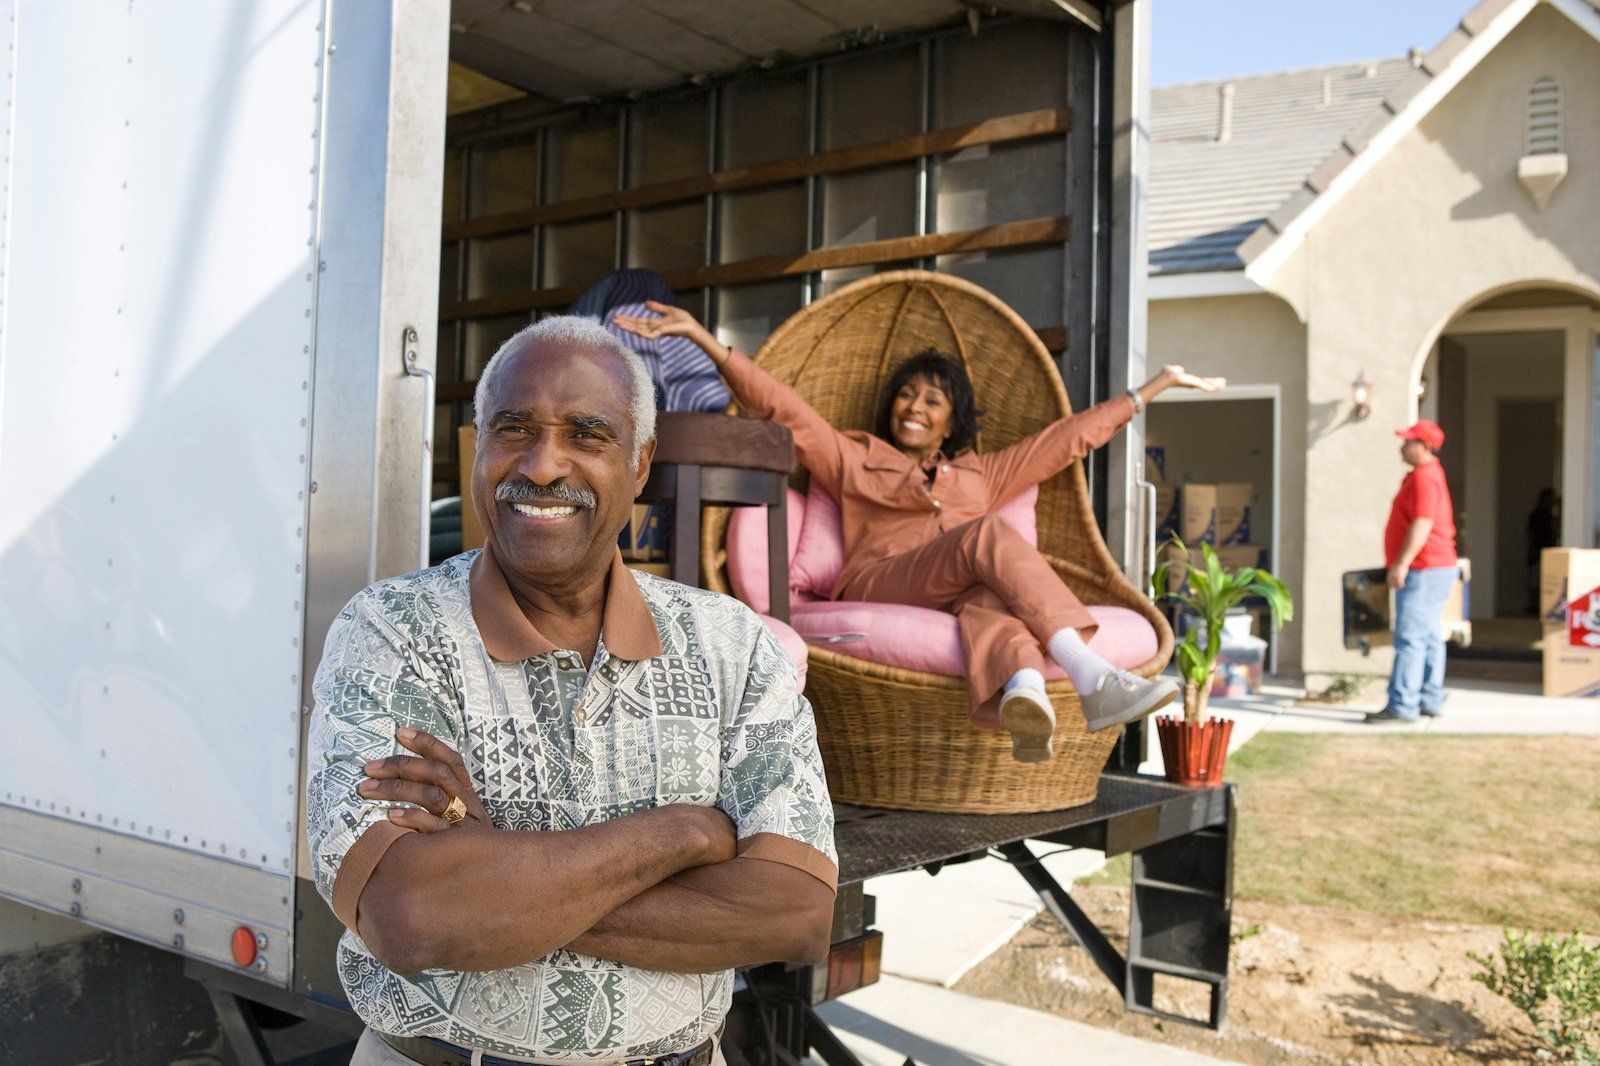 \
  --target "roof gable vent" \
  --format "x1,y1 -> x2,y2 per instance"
1518,76 -> 1567,212
1526,76 -> 1562,155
